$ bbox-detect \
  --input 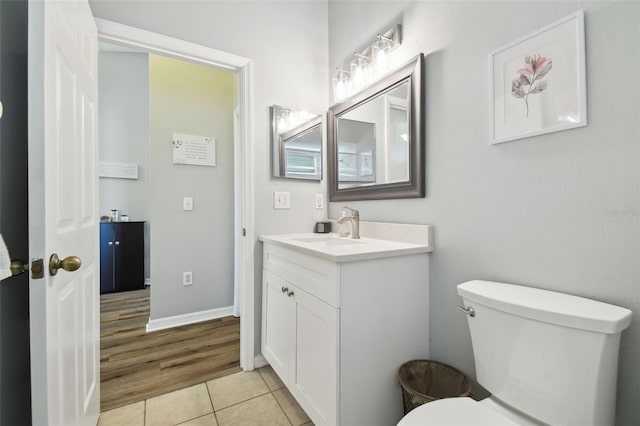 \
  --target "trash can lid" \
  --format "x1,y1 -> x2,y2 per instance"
397,397 -> 518,426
